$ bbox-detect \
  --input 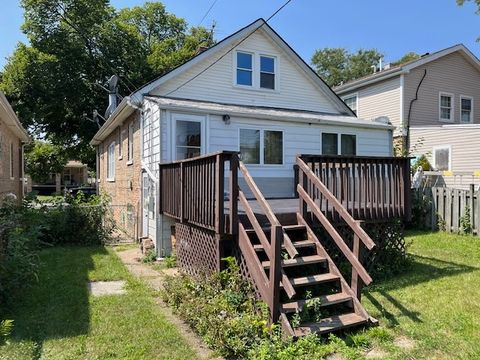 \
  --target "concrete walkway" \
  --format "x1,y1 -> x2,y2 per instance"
115,247 -> 221,360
